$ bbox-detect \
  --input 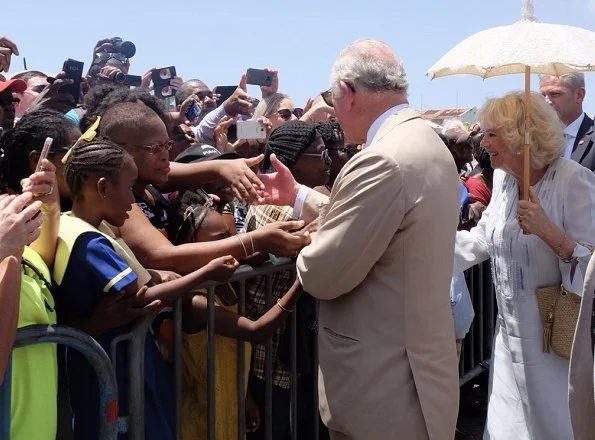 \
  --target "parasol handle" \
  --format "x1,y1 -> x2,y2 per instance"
523,66 -> 531,201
